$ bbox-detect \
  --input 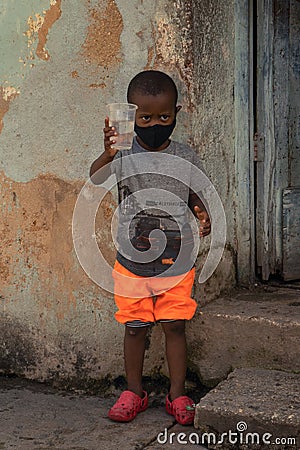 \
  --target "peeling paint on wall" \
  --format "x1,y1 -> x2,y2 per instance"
82,0 -> 123,68
0,86 -> 19,133
24,0 -> 62,63
142,0 -> 194,110
37,0 -> 62,60
156,0 -> 194,101
1,171 -> 102,317
25,14 -> 45,62
0,170 -> 115,302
